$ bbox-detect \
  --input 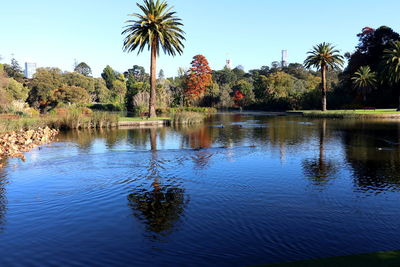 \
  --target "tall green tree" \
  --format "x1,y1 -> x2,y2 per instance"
4,58 -> 24,81
101,65 -> 117,90
304,43 -> 344,111
351,66 -> 377,103
382,41 -> 400,110
122,0 -> 185,117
